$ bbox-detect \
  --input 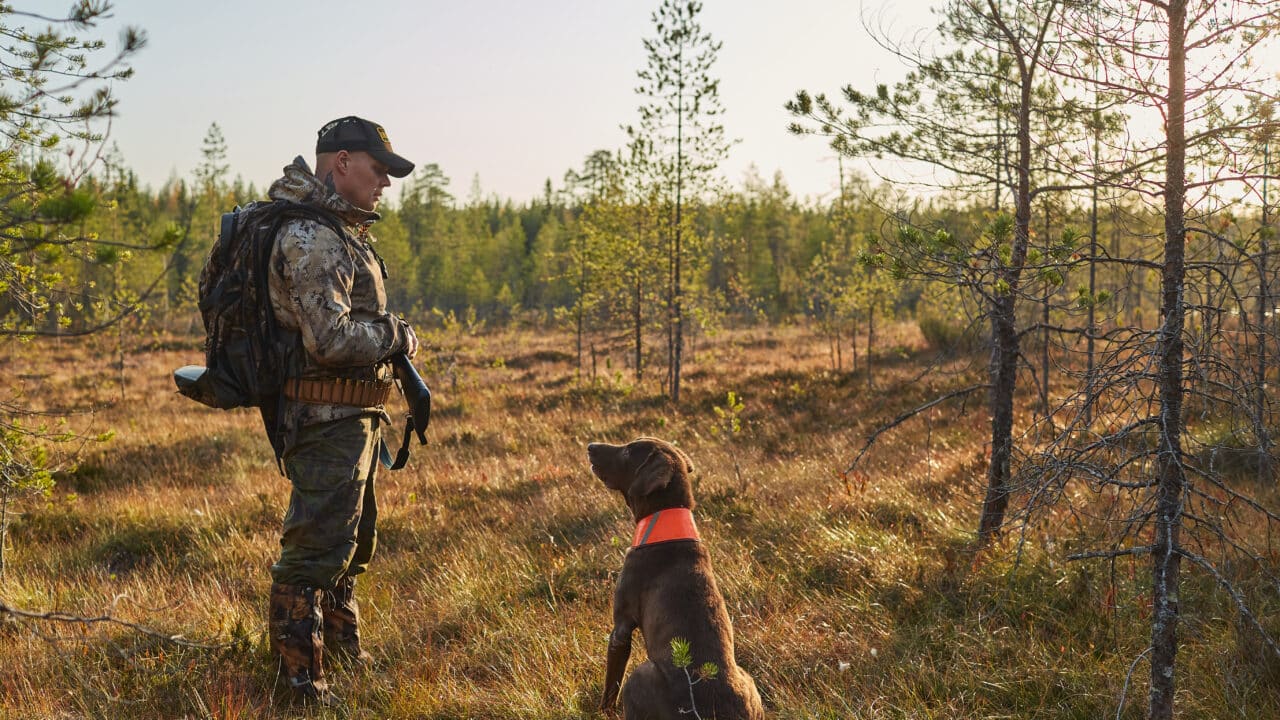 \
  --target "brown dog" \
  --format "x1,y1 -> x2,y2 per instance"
588,437 -> 764,720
